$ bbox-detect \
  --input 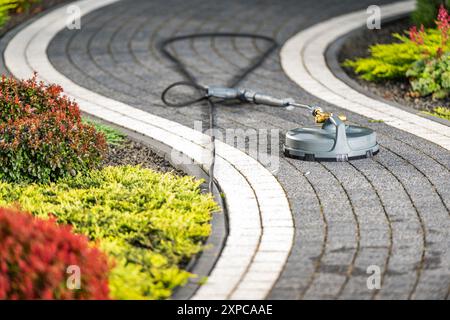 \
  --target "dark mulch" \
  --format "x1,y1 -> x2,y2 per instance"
339,17 -> 450,112
103,138 -> 185,176
0,0 -> 71,37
